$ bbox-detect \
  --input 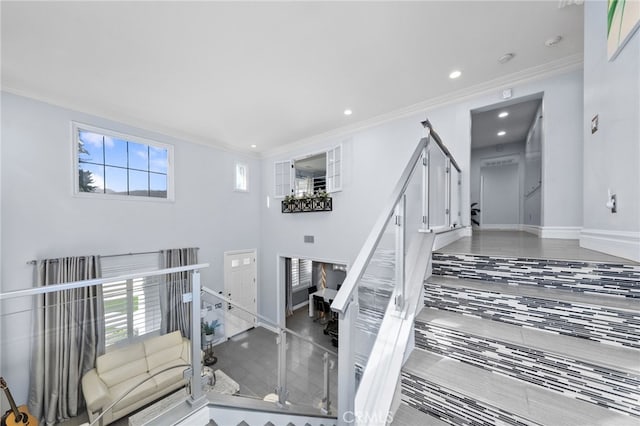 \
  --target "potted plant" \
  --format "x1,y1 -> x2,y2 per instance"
471,203 -> 481,227
201,320 -> 218,344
